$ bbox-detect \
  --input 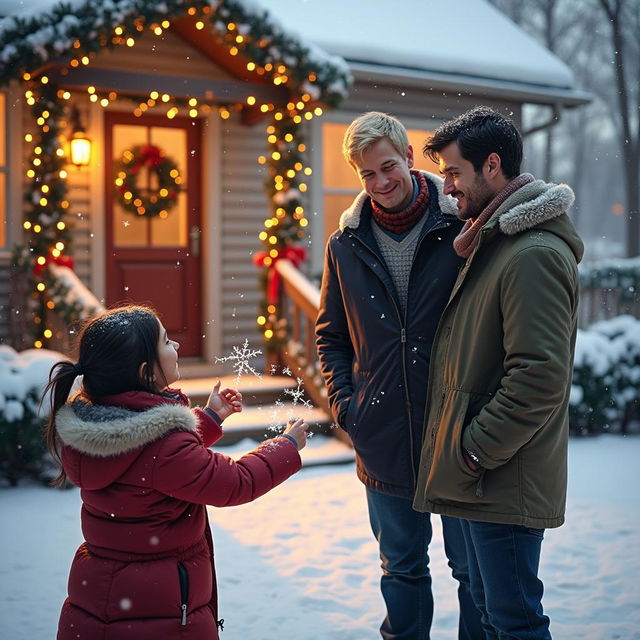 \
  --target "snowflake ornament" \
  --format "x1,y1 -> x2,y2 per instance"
215,339 -> 262,382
